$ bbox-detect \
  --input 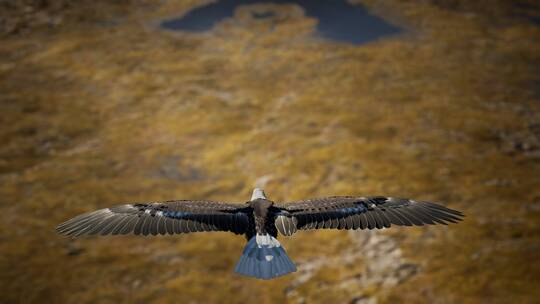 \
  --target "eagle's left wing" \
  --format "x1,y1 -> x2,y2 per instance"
272,196 -> 463,236
56,200 -> 251,237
